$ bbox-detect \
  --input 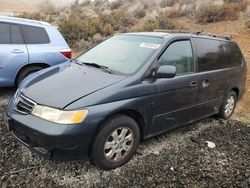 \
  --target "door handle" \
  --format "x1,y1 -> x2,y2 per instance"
11,49 -> 25,54
189,81 -> 198,87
